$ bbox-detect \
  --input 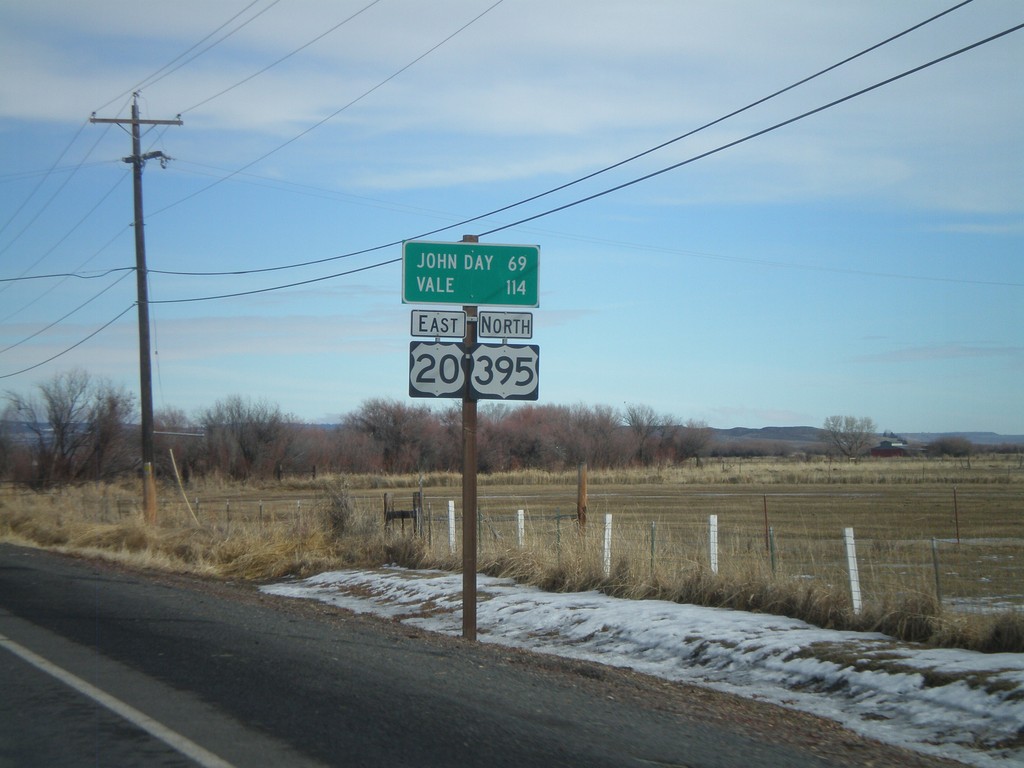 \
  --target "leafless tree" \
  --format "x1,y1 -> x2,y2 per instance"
154,407 -> 202,483
624,403 -> 663,466
199,396 -> 296,479
579,404 -> 629,468
330,423 -> 382,473
4,369 -> 136,484
822,415 -> 877,460
347,398 -> 437,474
667,419 -> 714,466
82,379 -> 137,480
